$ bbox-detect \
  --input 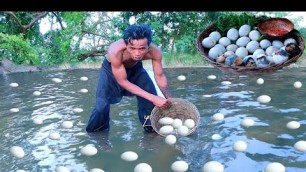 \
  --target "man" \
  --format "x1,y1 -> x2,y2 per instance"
86,24 -> 172,133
